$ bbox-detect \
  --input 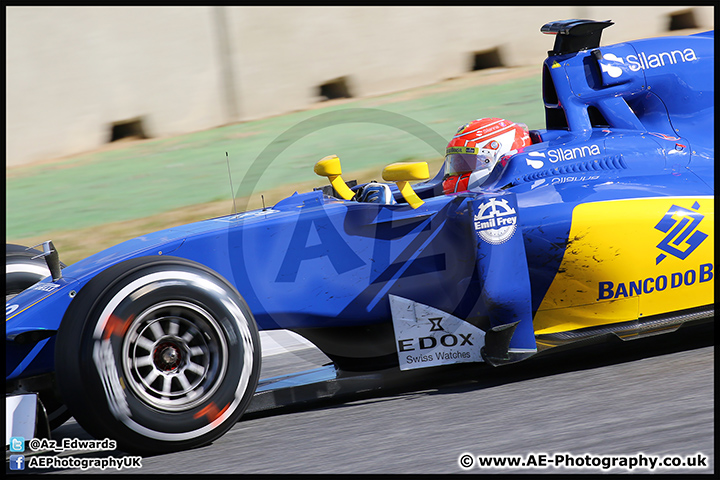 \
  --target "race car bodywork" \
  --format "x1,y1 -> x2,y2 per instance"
6,20 -> 714,454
